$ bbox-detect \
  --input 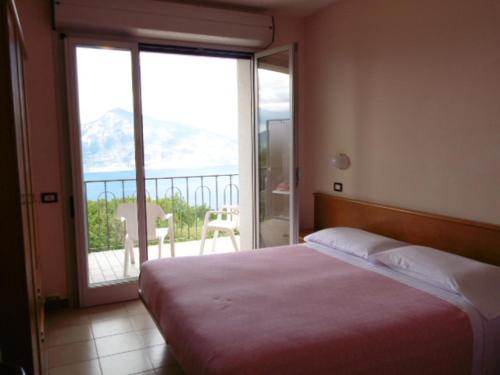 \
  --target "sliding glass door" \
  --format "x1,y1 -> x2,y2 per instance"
254,45 -> 298,247
67,38 -> 297,306
66,40 -> 147,306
